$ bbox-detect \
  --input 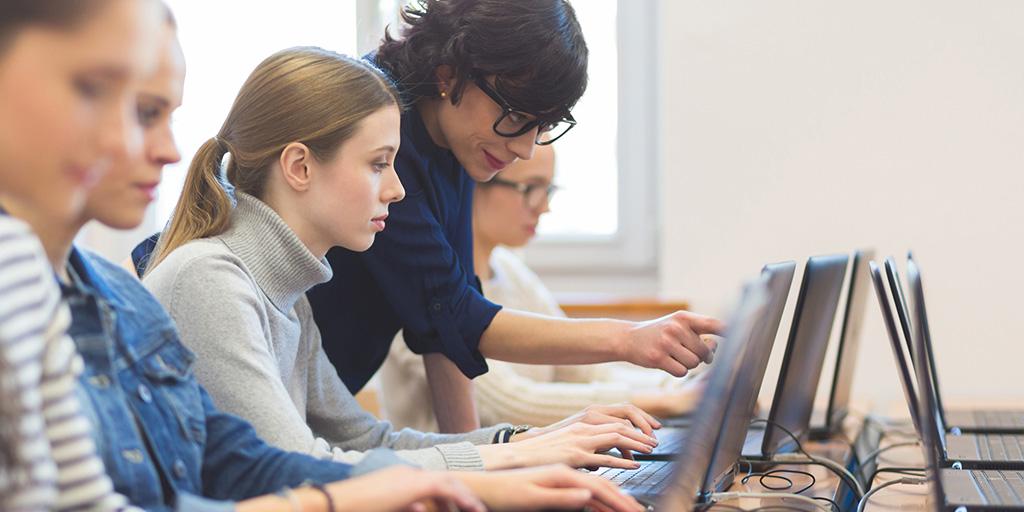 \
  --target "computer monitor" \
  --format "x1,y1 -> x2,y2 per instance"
822,249 -> 875,435
654,280 -> 770,511
762,254 -> 848,456
701,261 -> 796,492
